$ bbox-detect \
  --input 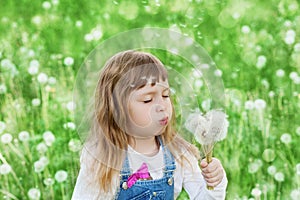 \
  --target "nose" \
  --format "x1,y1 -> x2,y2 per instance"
155,98 -> 166,112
